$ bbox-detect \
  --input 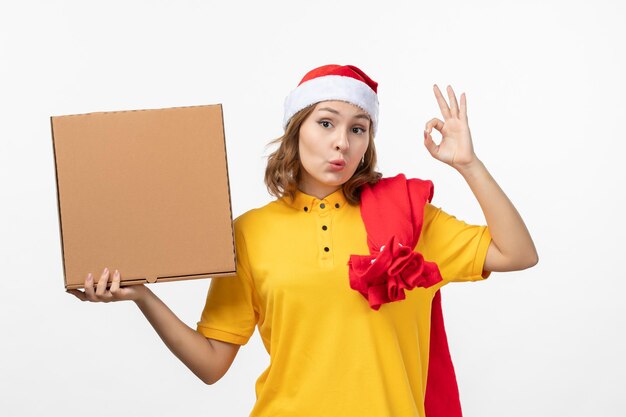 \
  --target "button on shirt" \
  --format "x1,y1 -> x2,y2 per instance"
293,190 -> 346,268
197,187 -> 492,417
